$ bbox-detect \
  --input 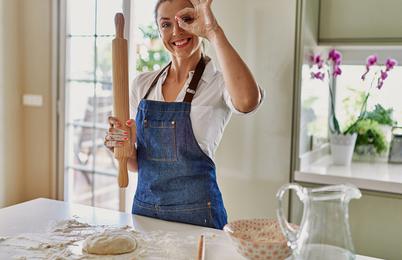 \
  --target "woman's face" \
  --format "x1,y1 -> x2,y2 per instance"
156,0 -> 201,59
